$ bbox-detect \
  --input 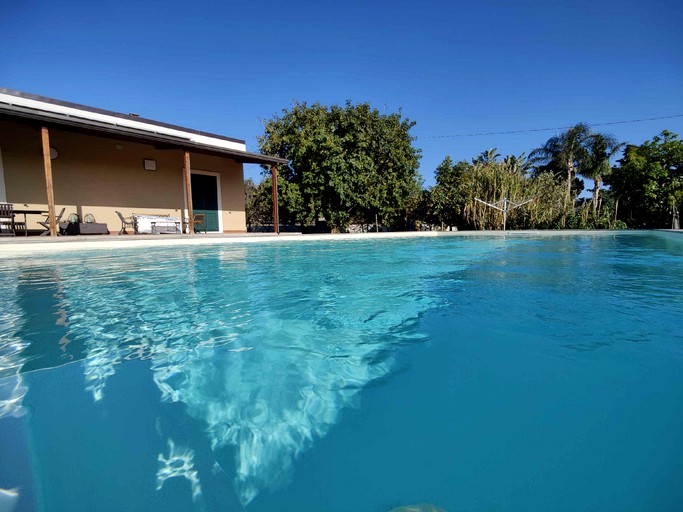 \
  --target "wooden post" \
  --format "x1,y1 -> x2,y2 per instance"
41,127 -> 57,236
184,150 -> 194,234
271,165 -> 279,234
